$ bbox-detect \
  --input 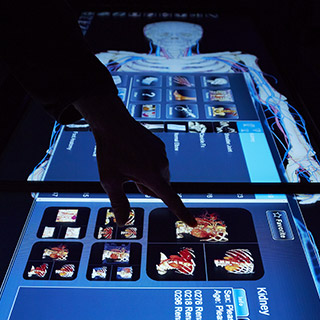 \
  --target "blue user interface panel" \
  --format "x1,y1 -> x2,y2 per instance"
43,72 -> 282,183
0,195 -> 319,319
